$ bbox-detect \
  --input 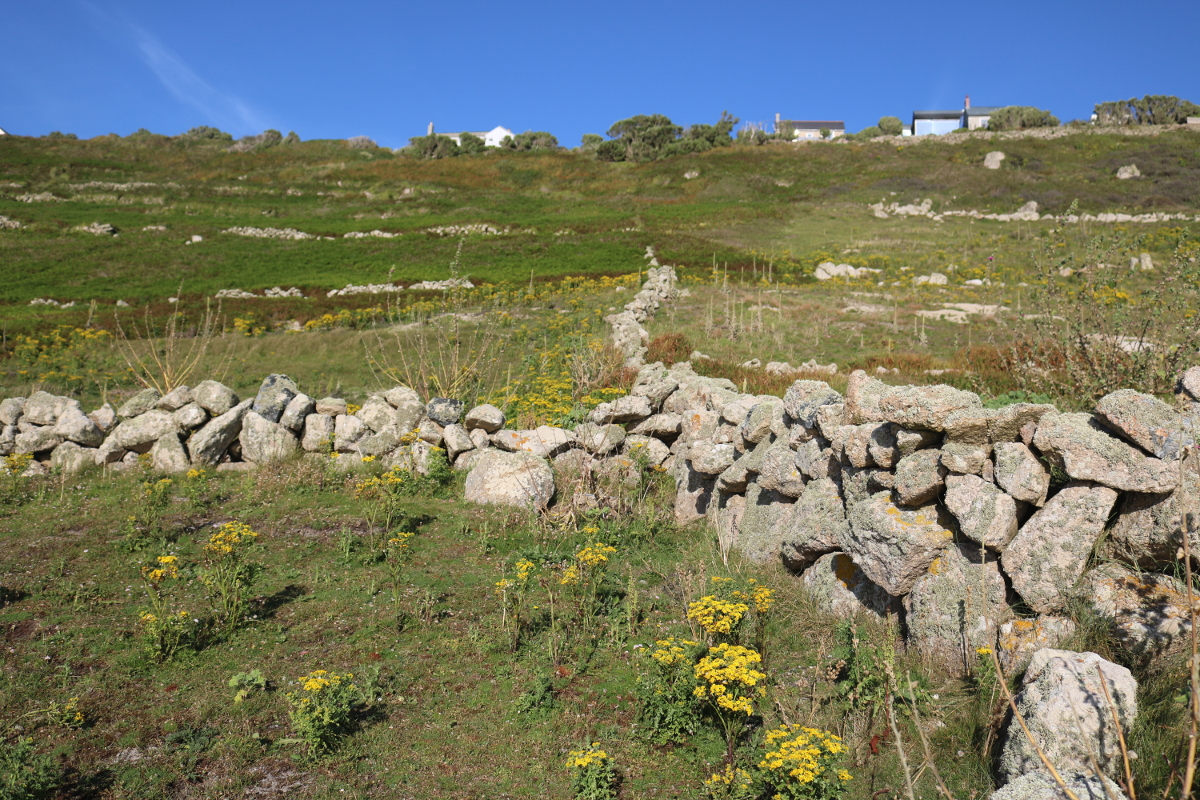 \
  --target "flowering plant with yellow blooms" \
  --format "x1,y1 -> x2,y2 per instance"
758,725 -> 852,800
565,742 -> 617,800
694,643 -> 768,761
201,521 -> 263,631
285,669 -> 360,756
636,637 -> 704,745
